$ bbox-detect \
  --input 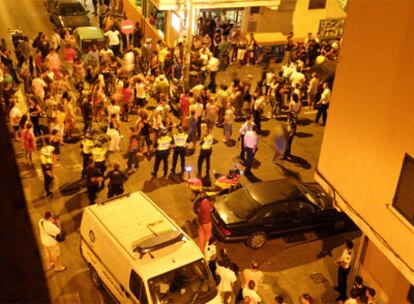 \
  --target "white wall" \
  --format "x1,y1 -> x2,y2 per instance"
317,0 -> 414,285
